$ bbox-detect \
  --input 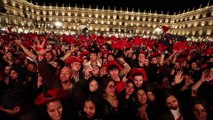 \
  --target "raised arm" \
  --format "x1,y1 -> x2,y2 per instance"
35,38 -> 55,89
163,51 -> 177,64
118,57 -> 131,76
191,70 -> 213,91
60,44 -> 75,61
14,39 -> 36,59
